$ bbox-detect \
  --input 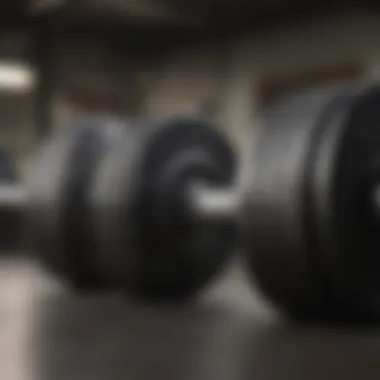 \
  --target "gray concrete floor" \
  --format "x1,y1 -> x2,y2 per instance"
2,255 -> 380,380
